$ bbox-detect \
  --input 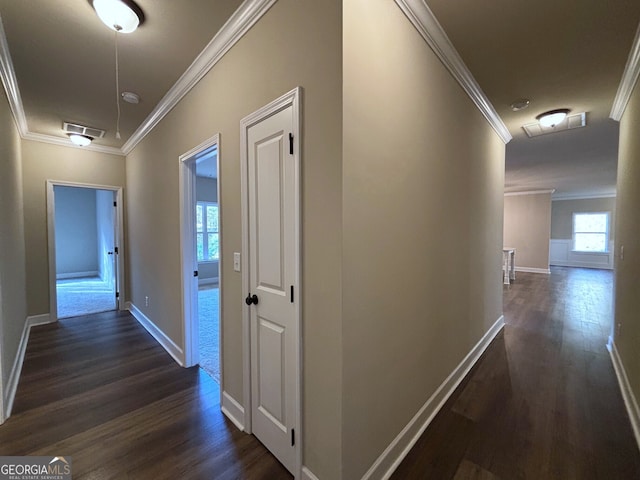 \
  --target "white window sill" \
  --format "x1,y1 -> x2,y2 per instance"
571,250 -> 610,255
